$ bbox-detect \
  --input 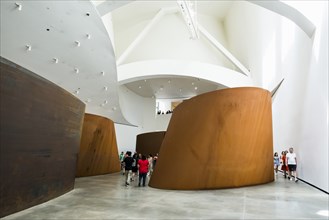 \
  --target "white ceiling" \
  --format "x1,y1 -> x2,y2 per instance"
0,0 -> 130,124
111,1 -> 233,25
110,0 -> 235,101
124,77 -> 226,99
1,0 -> 315,125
